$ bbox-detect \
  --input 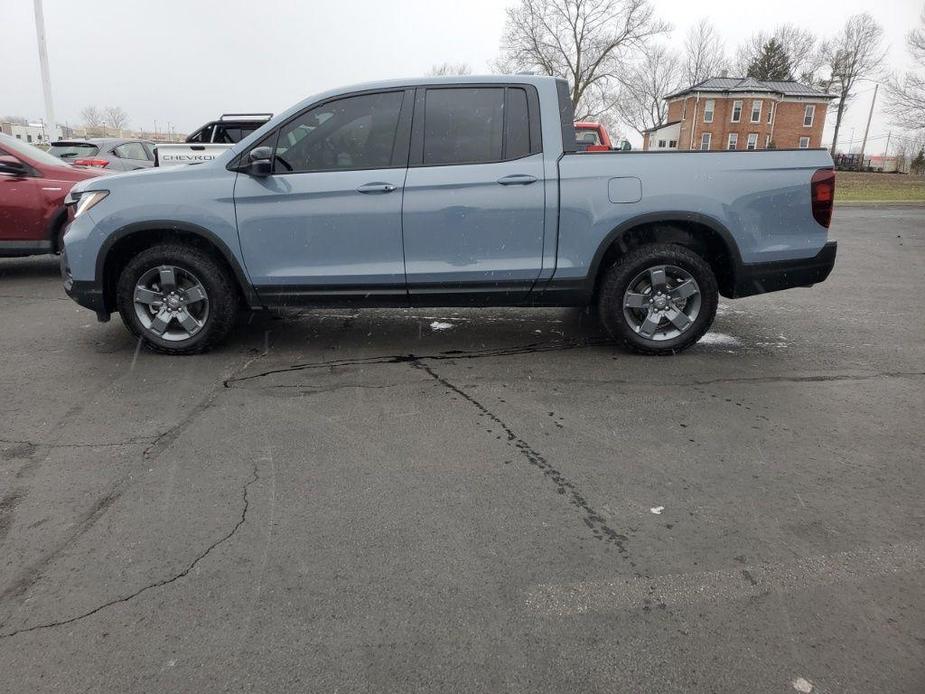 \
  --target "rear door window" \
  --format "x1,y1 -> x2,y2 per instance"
423,88 -> 504,165
114,142 -> 149,160
503,88 -> 531,159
